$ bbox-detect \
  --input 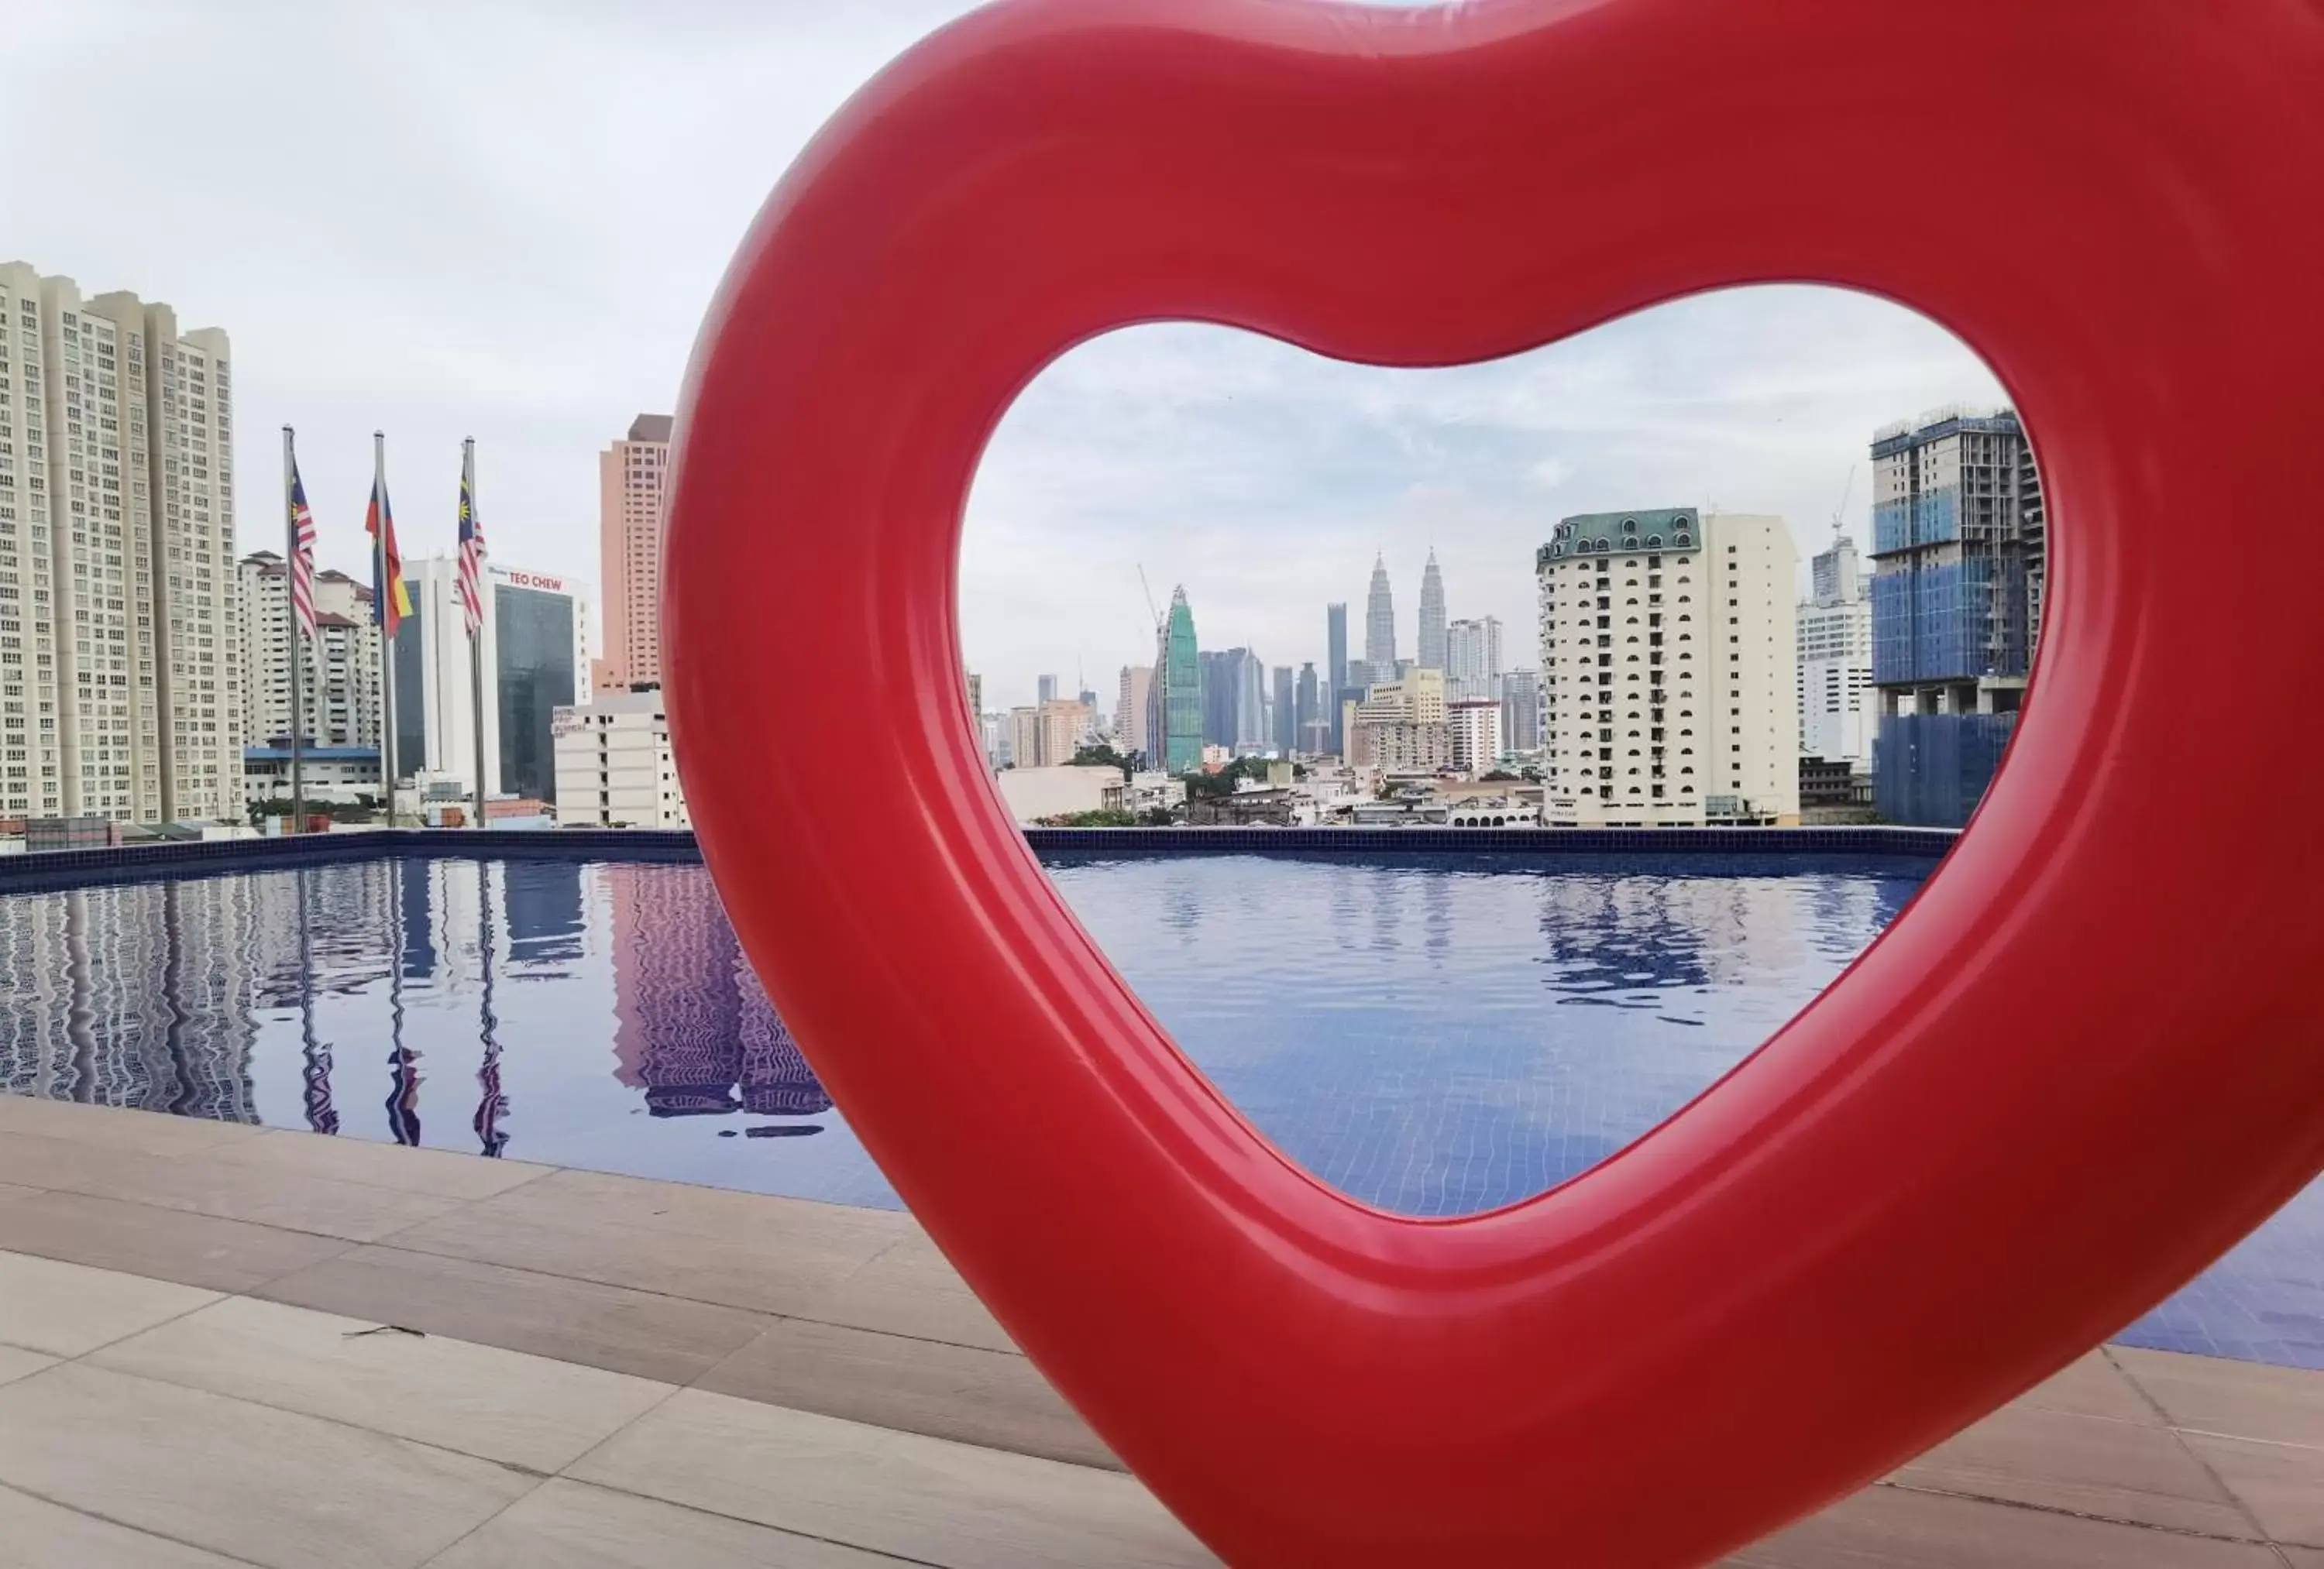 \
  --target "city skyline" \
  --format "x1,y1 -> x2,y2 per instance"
5,8 -> 2007,723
